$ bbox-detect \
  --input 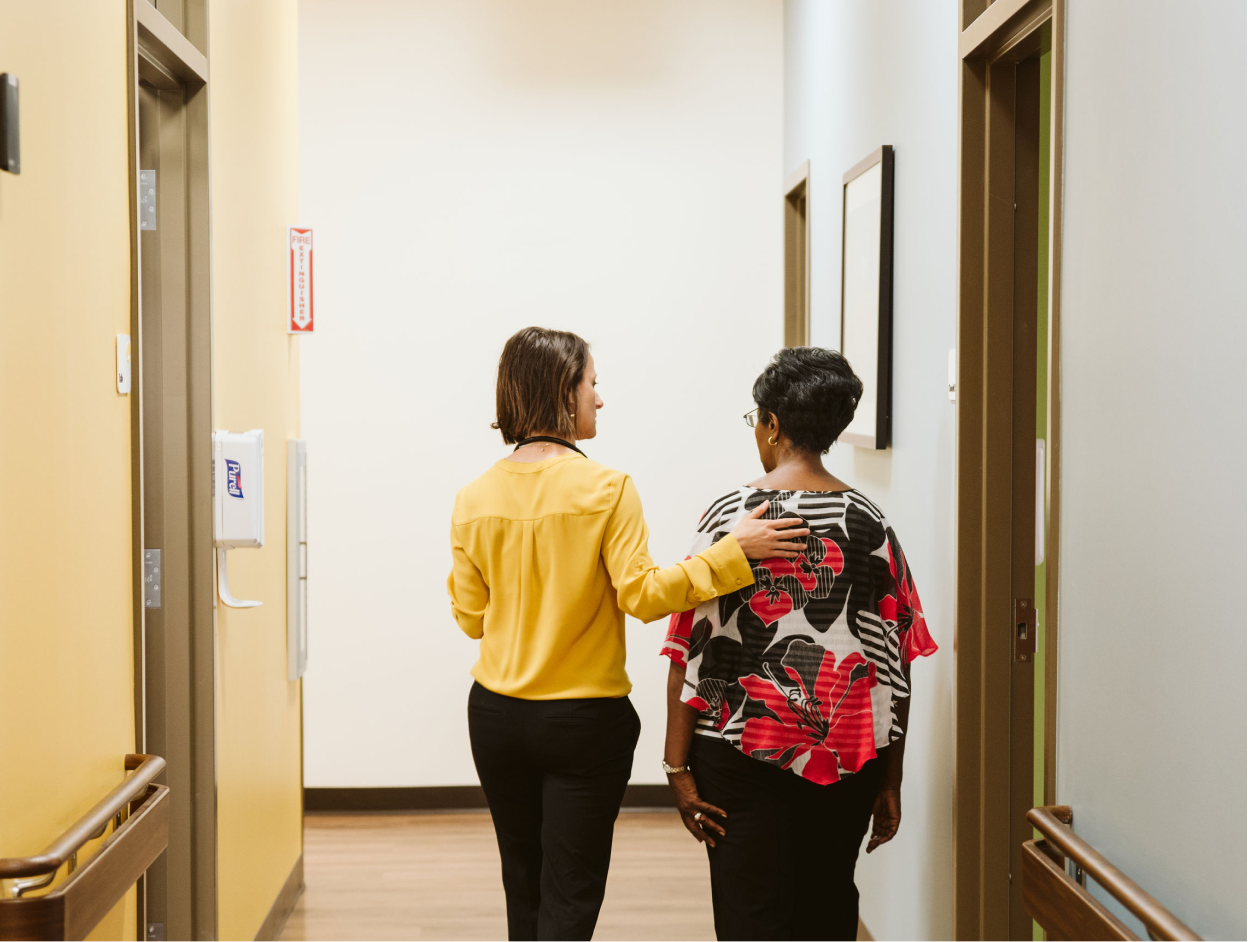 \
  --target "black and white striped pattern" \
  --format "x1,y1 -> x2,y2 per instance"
696,489 -> 746,533
697,486 -> 886,535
